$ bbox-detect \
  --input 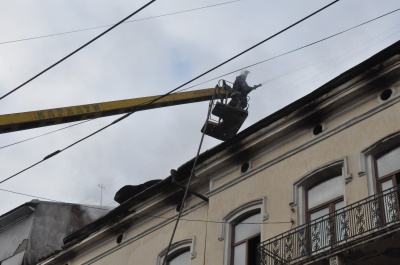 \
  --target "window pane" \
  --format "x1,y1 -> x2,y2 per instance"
381,179 -> 393,192
233,243 -> 246,265
377,146 -> 400,177
168,250 -> 190,265
310,207 -> 329,221
335,200 -> 345,211
234,213 -> 261,243
309,207 -> 330,251
308,176 -> 343,209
